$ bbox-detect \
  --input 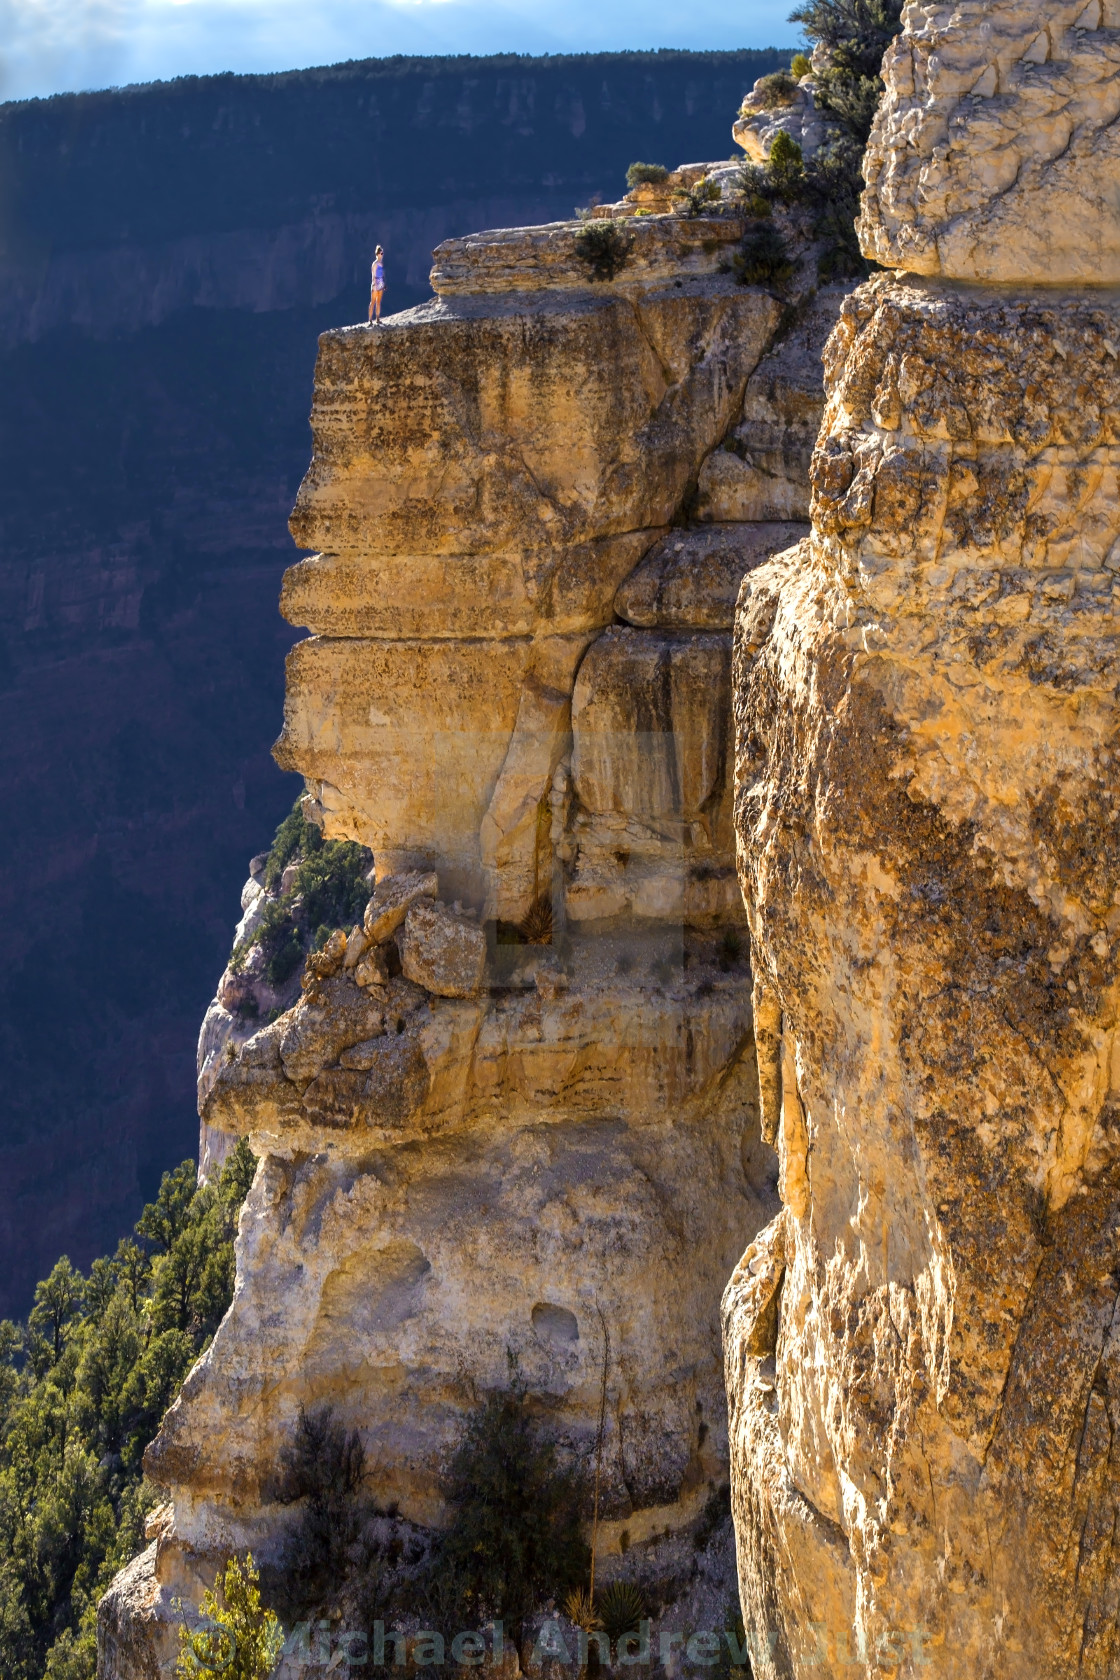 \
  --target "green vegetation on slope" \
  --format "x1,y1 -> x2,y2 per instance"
0,1143 -> 257,1680
176,1553 -> 282,1680
265,1372 -> 589,1647
737,0 -> 904,279
230,798 -> 373,990
790,0 -> 905,140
